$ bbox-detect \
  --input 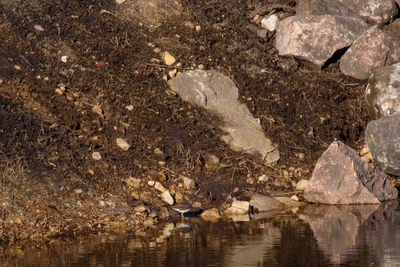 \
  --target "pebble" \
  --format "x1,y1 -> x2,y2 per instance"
204,152 -> 219,168
161,190 -> 175,205
200,208 -> 221,222
261,14 -> 279,32
160,207 -> 169,218
258,174 -> 269,182
163,51 -> 176,66
153,47 -> 161,53
182,176 -> 195,189
126,105 -> 134,111
290,195 -> 299,201
34,24 -> 44,31
61,55 -> 68,63
116,138 -> 130,151
14,65 -> 21,70
296,179 -> 309,191
92,151 -> 101,160
154,182 -> 166,193
246,177 -> 254,184
154,148 -> 164,155
143,218 -> 154,227
225,200 -> 250,215
148,180 -> 155,186
74,188 -> 84,194
168,69 -> 177,78
55,88 -> 63,95
134,205 -> 146,213
174,192 -> 183,202
116,0 -> 126,4
198,64 -> 204,70
195,25 -> 201,32
298,153 -> 305,161
0,79 -> 3,84
92,105 -> 103,116
257,29 -> 268,38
